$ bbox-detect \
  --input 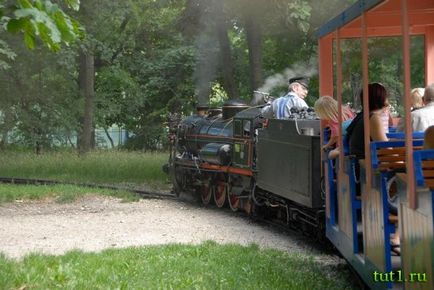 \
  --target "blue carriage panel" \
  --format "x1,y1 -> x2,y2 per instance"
414,149 -> 434,234
326,158 -> 337,225
413,149 -> 434,187
348,157 -> 361,254
322,127 -> 331,145
323,128 -> 337,225
386,131 -> 425,140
